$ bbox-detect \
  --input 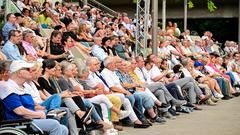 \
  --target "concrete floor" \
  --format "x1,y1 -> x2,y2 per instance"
120,97 -> 240,135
